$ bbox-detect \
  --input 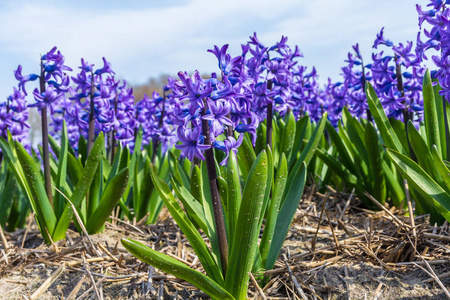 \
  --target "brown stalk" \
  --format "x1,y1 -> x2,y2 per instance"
40,62 -> 53,206
201,98 -> 228,275
266,80 -> 274,148
87,72 -> 96,155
